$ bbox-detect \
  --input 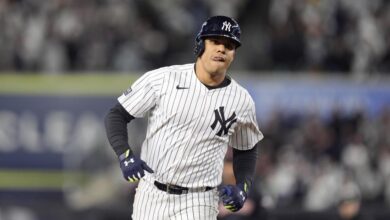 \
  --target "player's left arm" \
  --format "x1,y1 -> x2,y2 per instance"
220,143 -> 259,212
221,94 -> 262,212
233,144 -> 258,192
